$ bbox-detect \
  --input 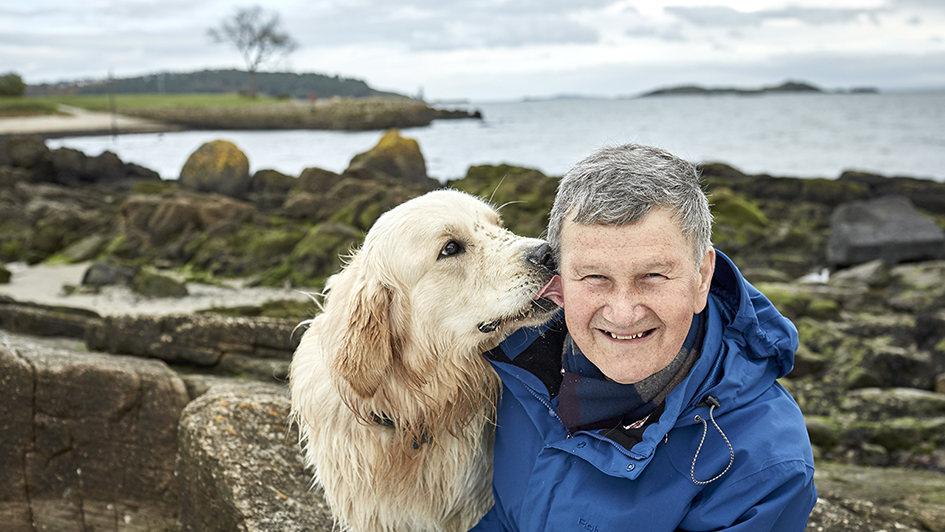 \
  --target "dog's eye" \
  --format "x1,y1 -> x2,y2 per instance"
438,240 -> 465,259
